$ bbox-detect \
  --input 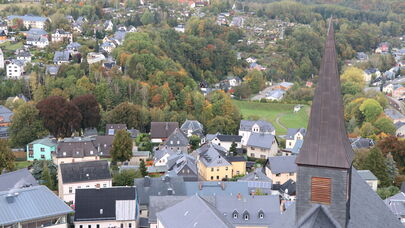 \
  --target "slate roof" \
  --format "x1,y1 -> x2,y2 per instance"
163,128 -> 189,147
60,160 -> 111,184
45,65 -> 60,75
148,196 -> 190,224
134,176 -> 186,206
0,127 -> 9,138
246,132 -> 275,149
279,179 -> 296,196
154,148 -> 177,162
296,20 -> 354,169
56,138 -> 98,158
285,139 -> 304,154
26,28 -> 47,36
93,136 -> 114,156
157,194 -> 233,228
286,128 -> 306,140
239,120 -> 275,132
384,192 -> 405,218
74,187 -> 137,221
357,170 -> 378,181
349,137 -> 374,150
385,109 -> 405,120
7,15 -> 48,22
395,121 -> 405,129
197,143 -> 231,167
53,50 -> 70,62
0,186 -> 73,226
266,156 -> 297,174
180,120 -> 203,135
150,122 -> 179,139
0,168 -> 38,192
238,169 -> 271,182
184,181 -> 249,196
273,170 -> 403,228
106,123 -> 127,136
28,137 -> 56,148
0,105 -> 13,123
